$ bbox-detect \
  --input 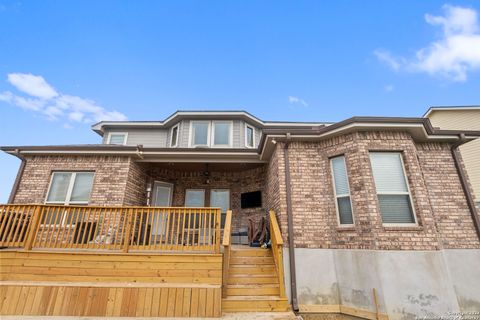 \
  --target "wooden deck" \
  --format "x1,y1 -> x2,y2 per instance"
0,250 -> 222,317
0,205 -> 288,317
